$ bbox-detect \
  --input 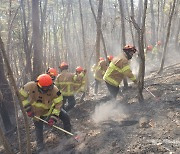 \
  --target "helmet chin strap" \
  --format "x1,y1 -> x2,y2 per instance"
38,86 -> 48,94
